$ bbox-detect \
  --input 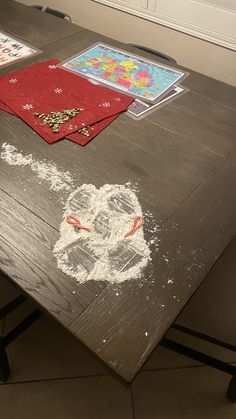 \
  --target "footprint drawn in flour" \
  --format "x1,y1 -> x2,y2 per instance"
53,184 -> 151,284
